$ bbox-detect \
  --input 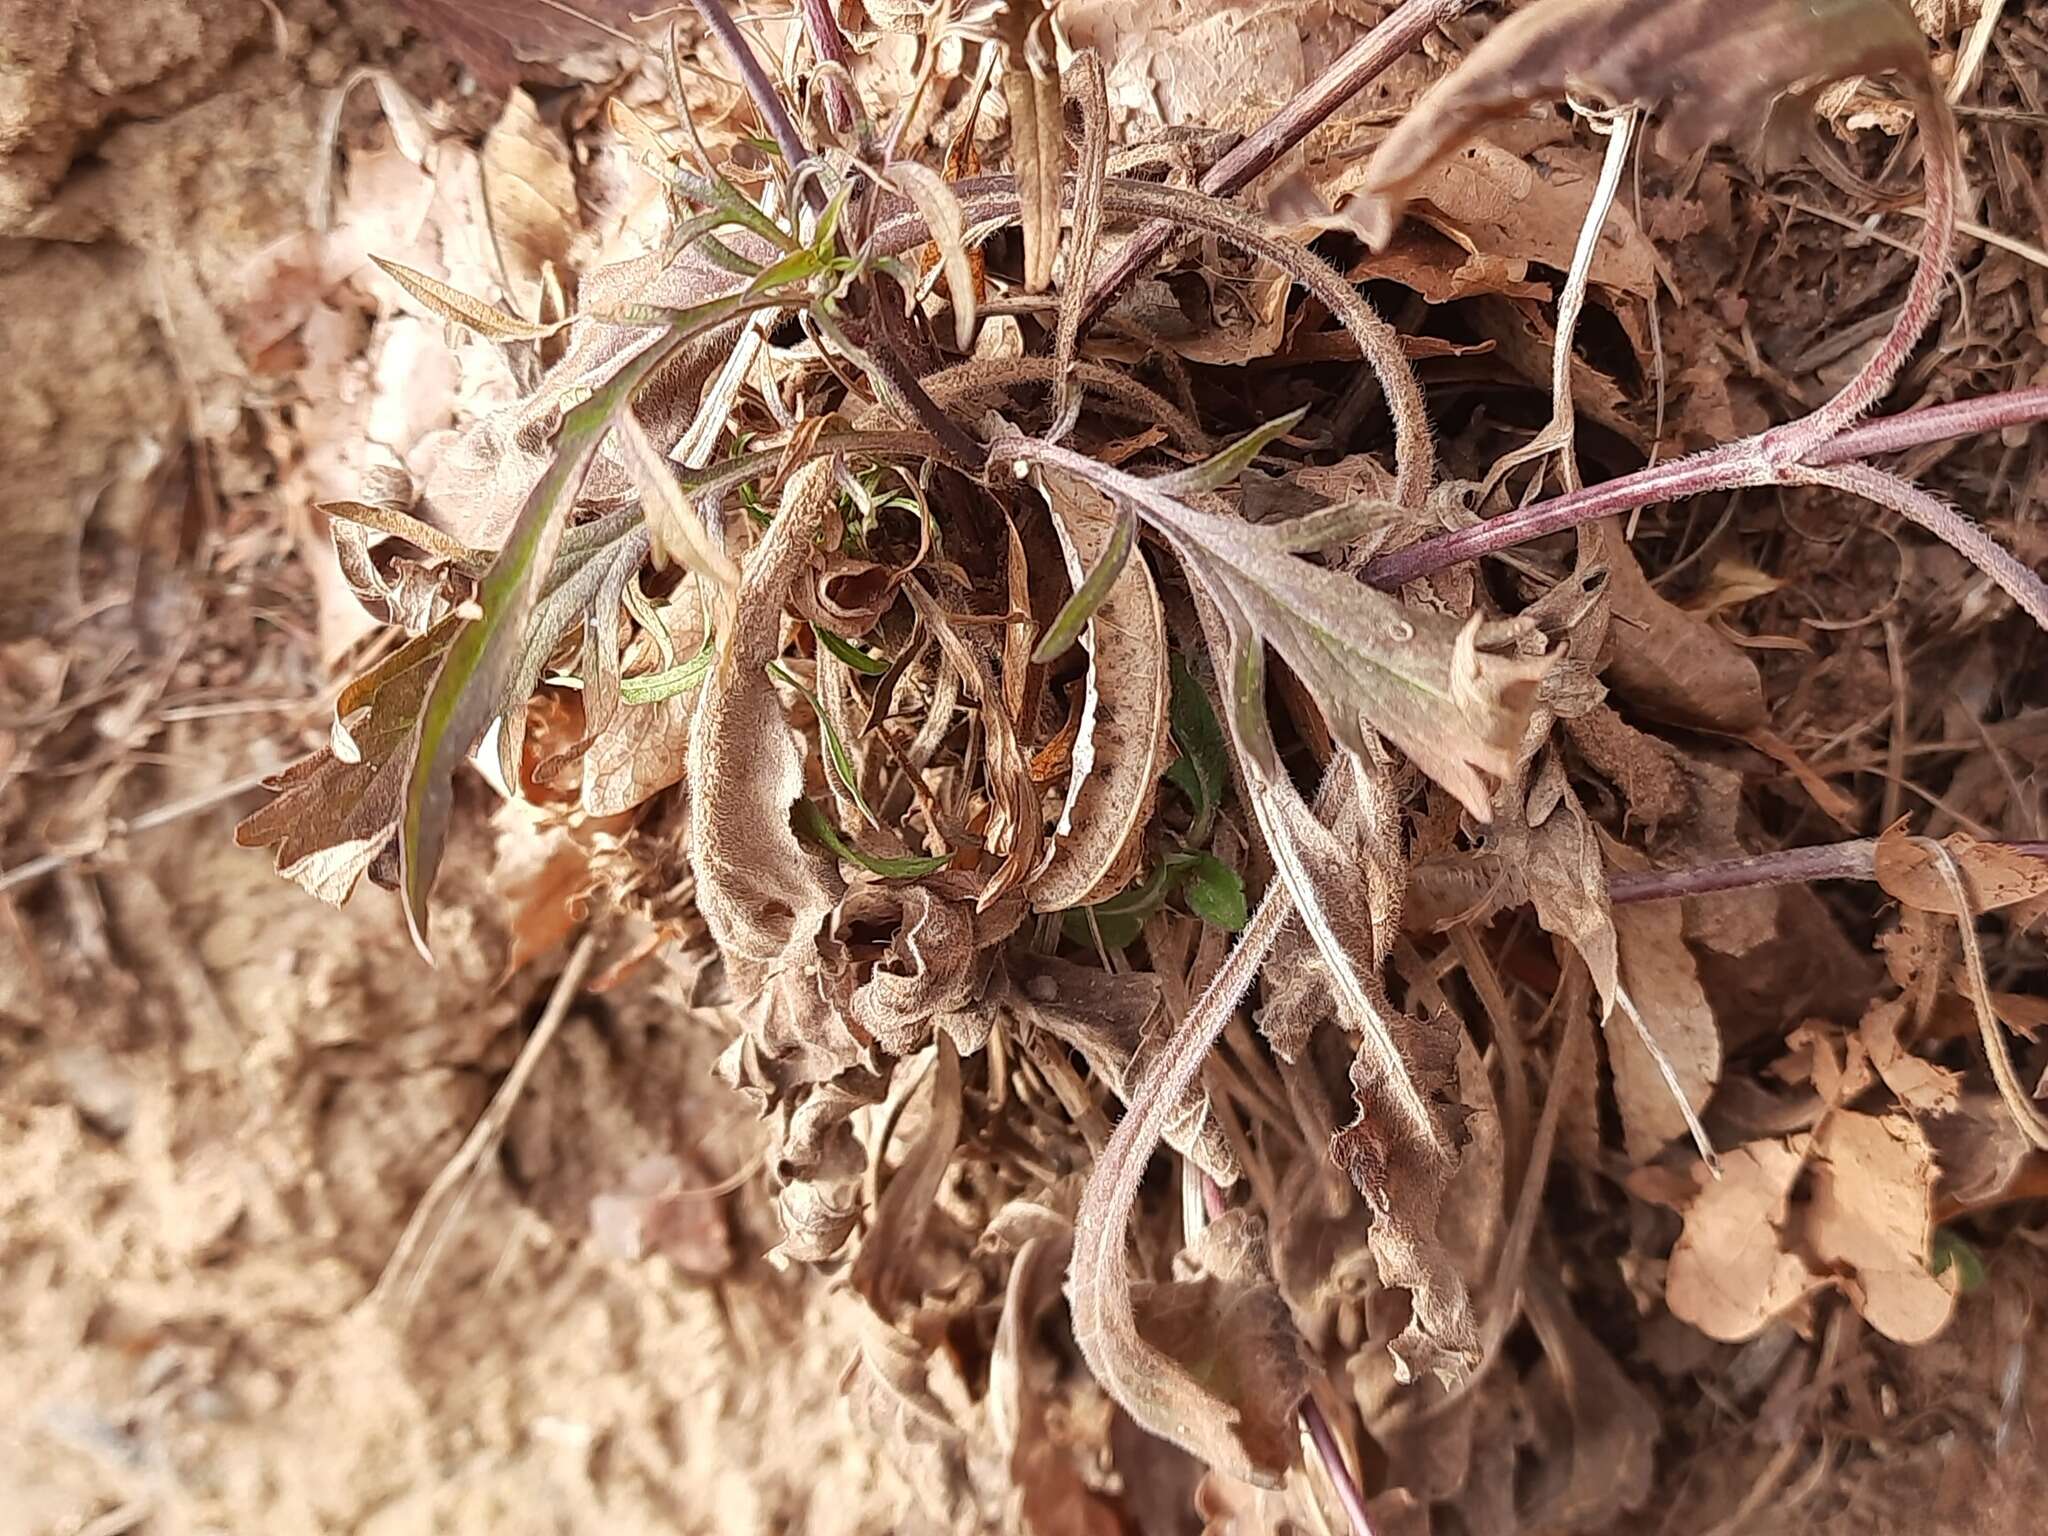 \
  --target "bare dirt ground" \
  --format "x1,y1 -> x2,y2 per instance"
3,3 -> 2046,1535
